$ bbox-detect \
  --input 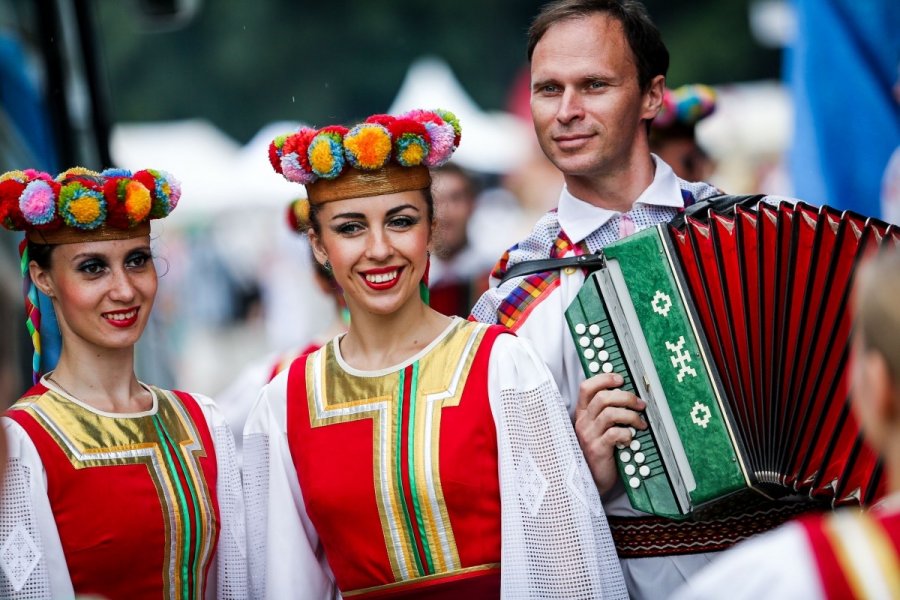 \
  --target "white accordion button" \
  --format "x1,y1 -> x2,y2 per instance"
589,324 -> 601,335
575,323 -> 587,335
593,337 -> 605,348
579,336 -> 590,348
629,477 -> 641,489
598,350 -> 610,362
583,348 -> 595,360
628,427 -> 637,436
639,465 -> 651,477
589,361 -> 600,373
602,363 -> 614,373
619,451 -> 631,463
629,439 -> 641,451
634,452 -> 646,464
624,464 -> 636,476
